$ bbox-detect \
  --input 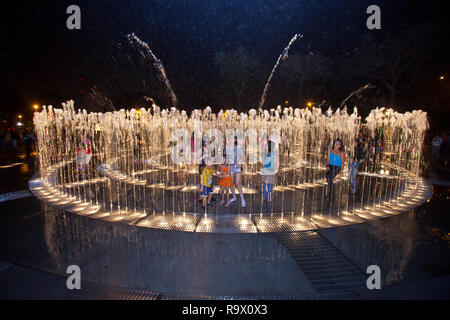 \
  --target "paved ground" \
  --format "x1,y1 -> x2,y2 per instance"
0,143 -> 38,189
0,149 -> 449,299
